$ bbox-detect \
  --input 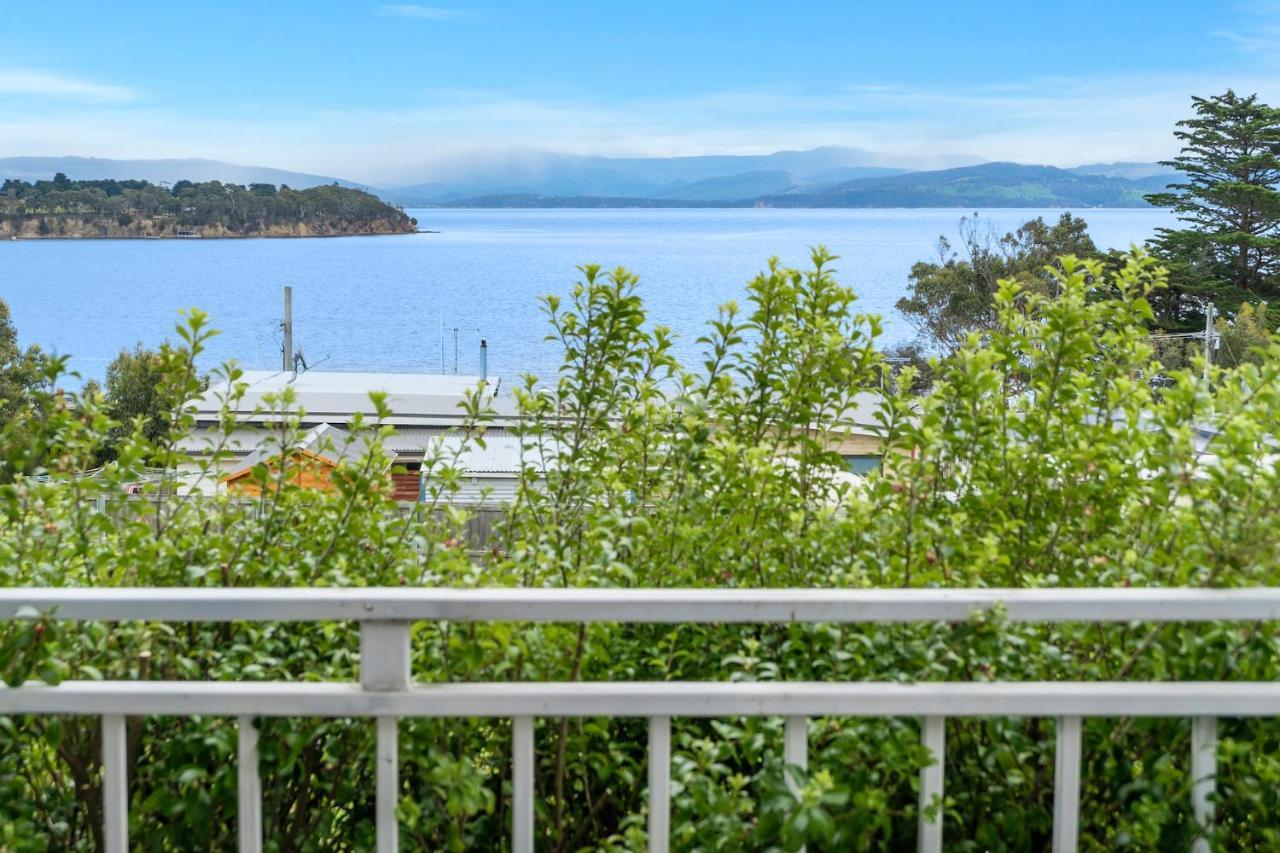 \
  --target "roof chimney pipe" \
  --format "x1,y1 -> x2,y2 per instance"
480,339 -> 488,382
